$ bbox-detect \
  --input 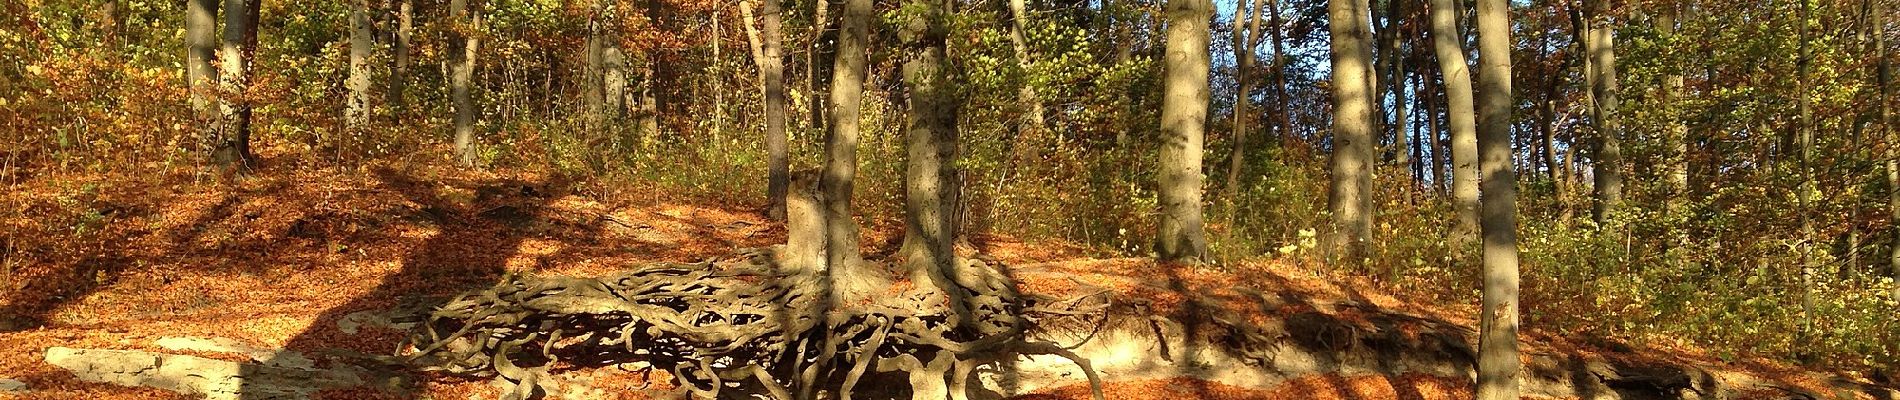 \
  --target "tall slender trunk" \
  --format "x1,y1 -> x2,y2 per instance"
1430,0 -> 1479,244
186,0 -> 218,150
348,0 -> 373,129
823,0 -> 882,301
1327,0 -> 1376,261
584,6 -> 606,126
1382,0 -> 1412,176
1426,76 -> 1445,194
450,0 -> 482,166
1795,0 -> 1817,340
743,0 -> 791,220
1225,0 -> 1266,196
1390,28 -> 1411,195
1269,0 -> 1291,144
212,0 -> 258,170
1659,3 -> 1688,222
1158,0 -> 1213,262
1876,0 -> 1898,306
1542,71 -> 1565,214
392,0 -> 412,116
1008,0 -> 1047,133
807,0 -> 831,134
900,0 -> 962,304
1584,0 -> 1622,223
1473,0 -> 1519,395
